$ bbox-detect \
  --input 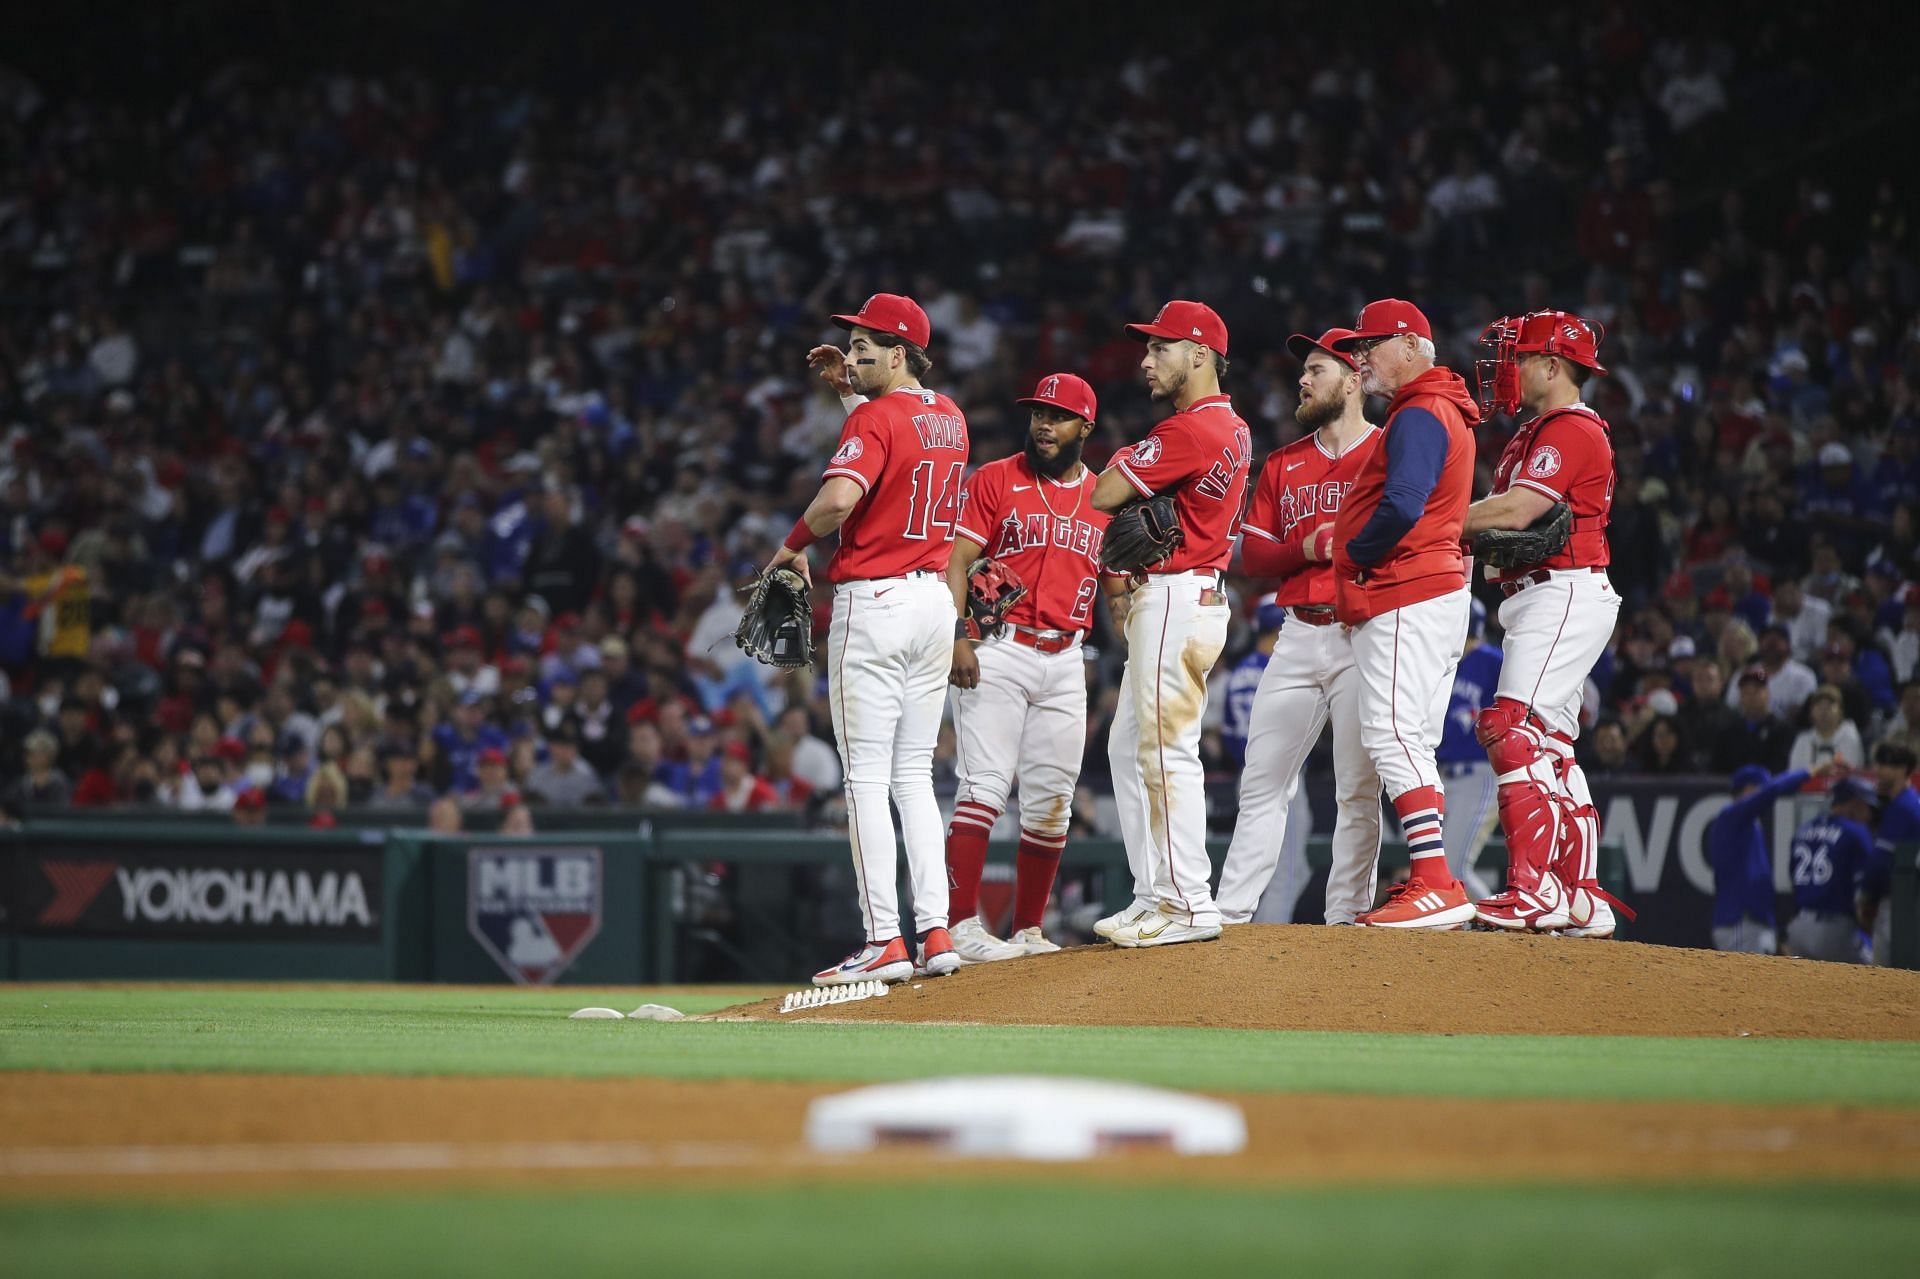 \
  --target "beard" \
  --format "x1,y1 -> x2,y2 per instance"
1295,391 -> 1342,430
1025,432 -> 1084,480
1149,364 -> 1186,402
1359,366 -> 1387,397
